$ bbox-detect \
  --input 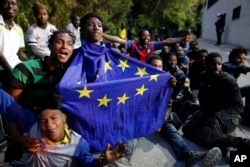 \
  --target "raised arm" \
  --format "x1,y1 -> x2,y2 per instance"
161,37 -> 185,46
161,34 -> 196,46
102,33 -> 127,45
